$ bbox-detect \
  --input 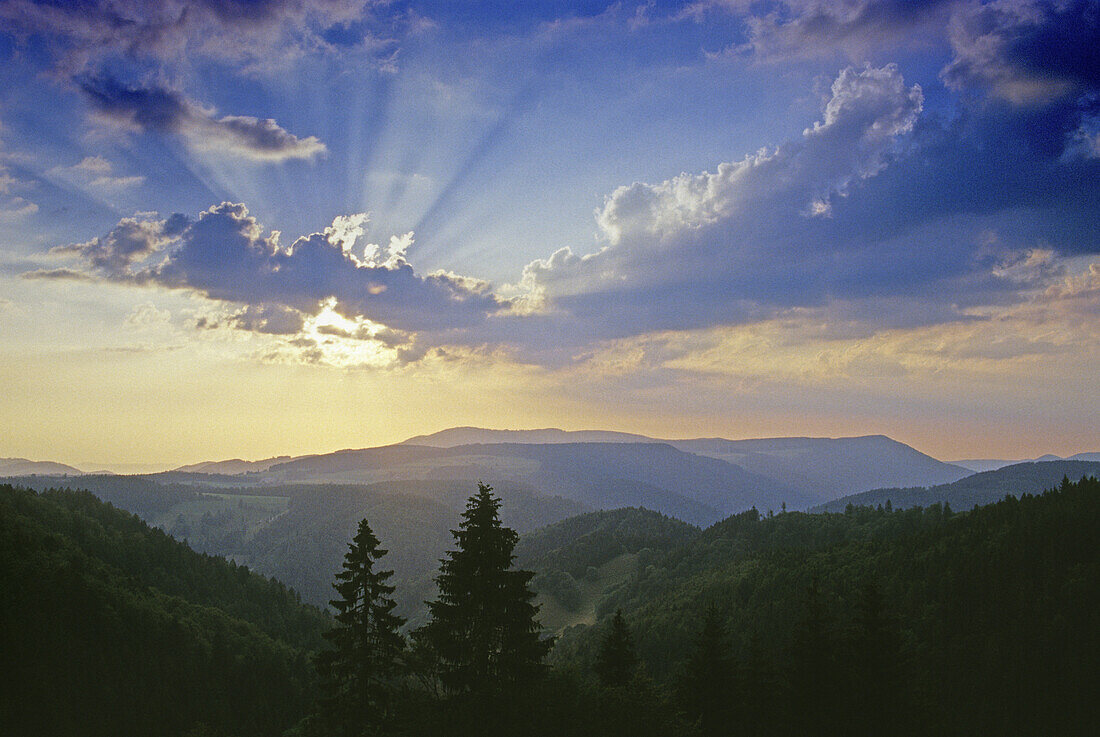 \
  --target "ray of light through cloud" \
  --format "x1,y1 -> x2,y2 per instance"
0,0 -> 1098,465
